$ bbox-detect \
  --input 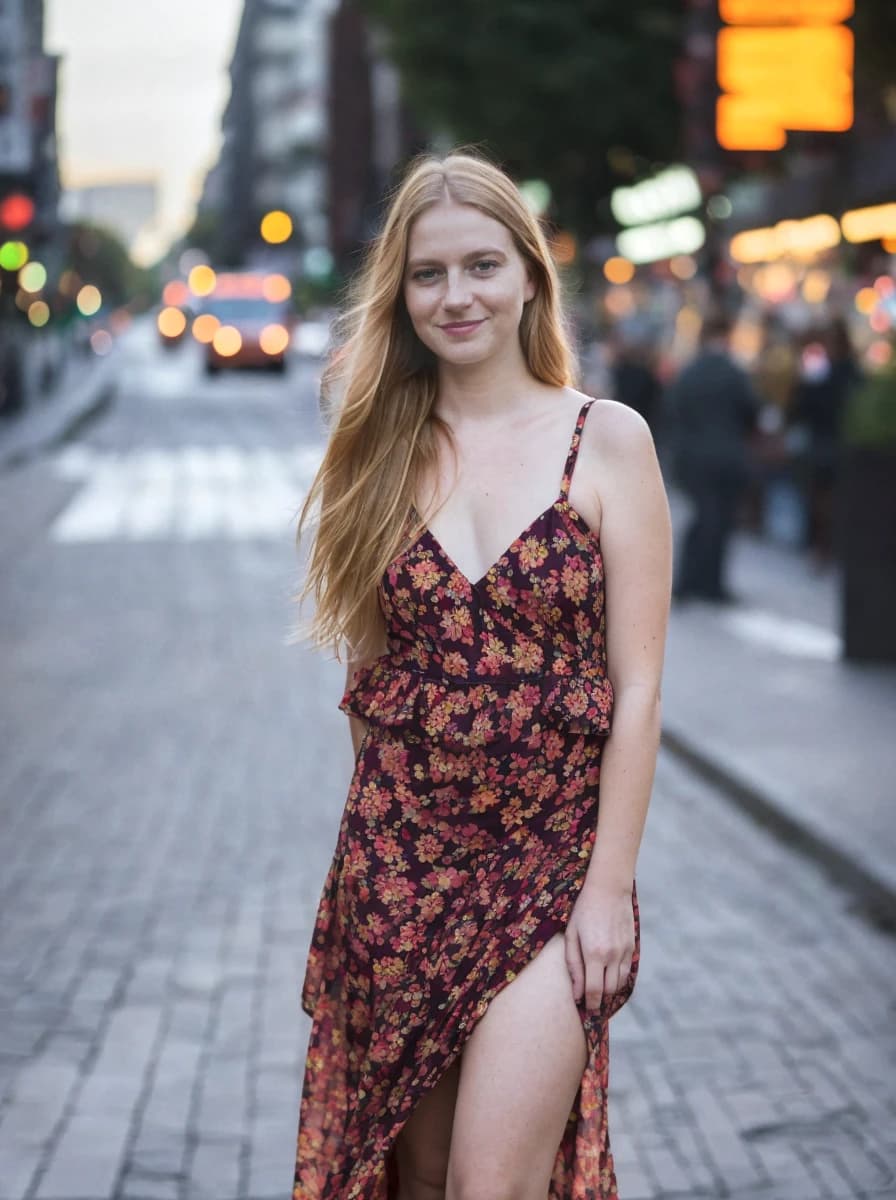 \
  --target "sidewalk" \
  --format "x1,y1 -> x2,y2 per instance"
0,338 -> 121,471
663,493 -> 896,915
